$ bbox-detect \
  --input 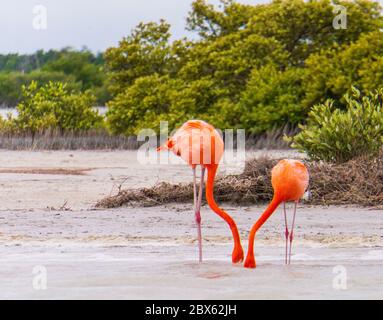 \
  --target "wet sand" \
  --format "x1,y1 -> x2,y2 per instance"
0,150 -> 382,299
